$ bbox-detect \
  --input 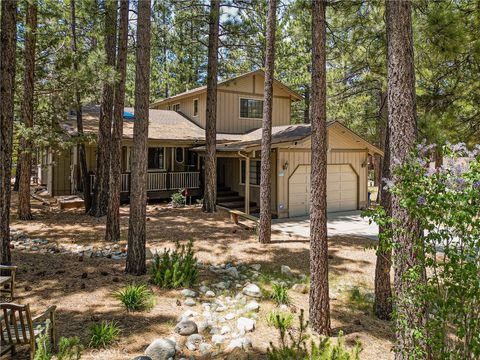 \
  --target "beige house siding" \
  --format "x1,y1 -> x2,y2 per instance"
153,73 -> 293,134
